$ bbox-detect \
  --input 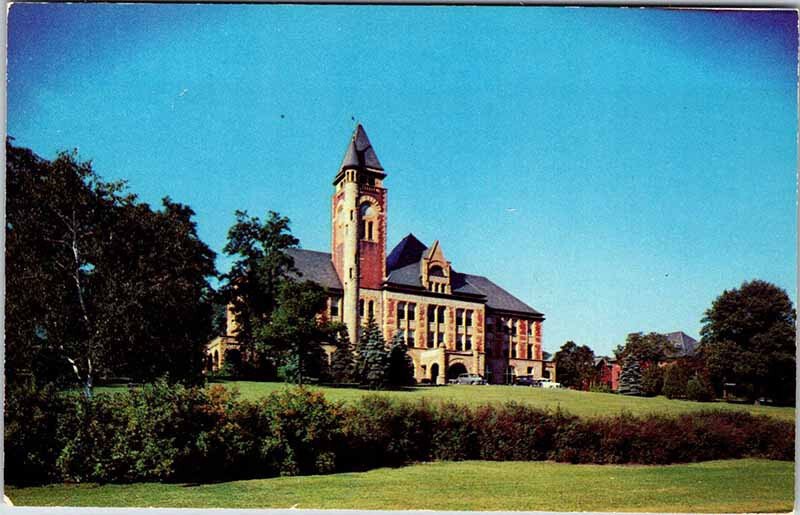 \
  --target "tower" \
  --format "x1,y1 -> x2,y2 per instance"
331,124 -> 387,343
